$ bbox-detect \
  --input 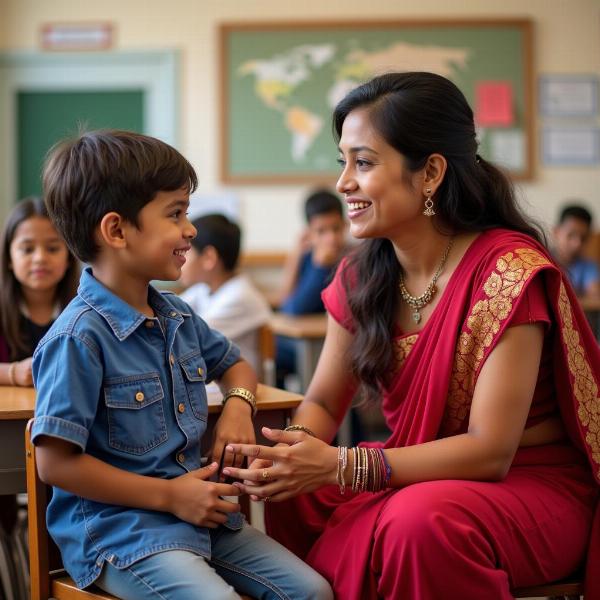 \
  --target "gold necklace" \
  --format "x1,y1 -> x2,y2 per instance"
398,237 -> 454,324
